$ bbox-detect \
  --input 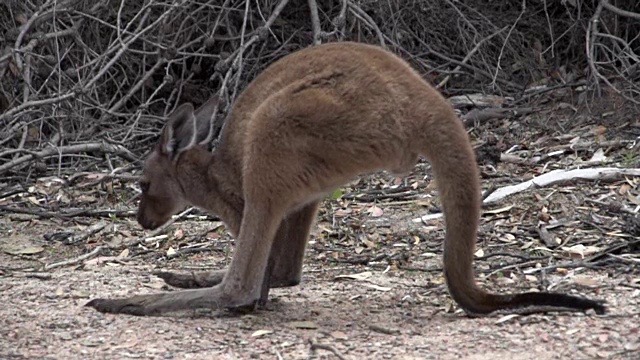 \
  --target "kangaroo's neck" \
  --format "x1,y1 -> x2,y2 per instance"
175,146 -> 244,236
